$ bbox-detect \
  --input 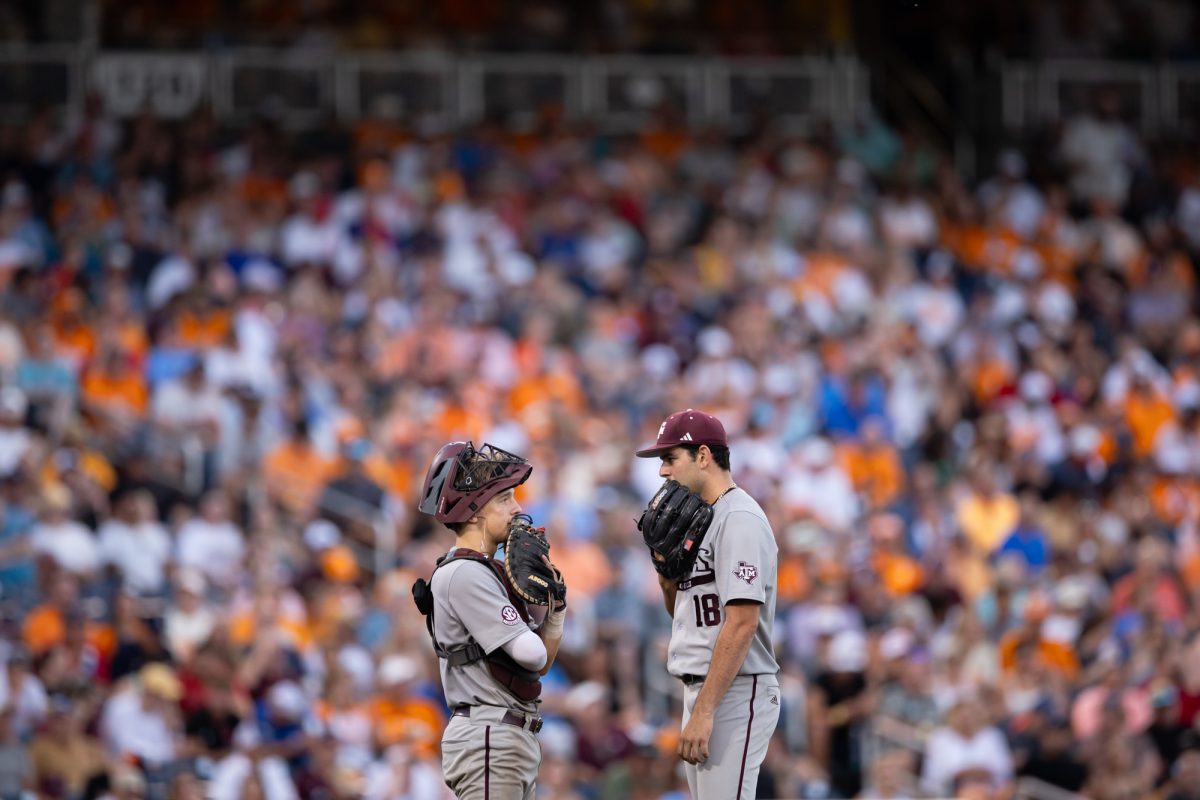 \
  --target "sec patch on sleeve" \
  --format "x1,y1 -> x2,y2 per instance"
733,561 -> 759,584
501,605 -> 521,625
